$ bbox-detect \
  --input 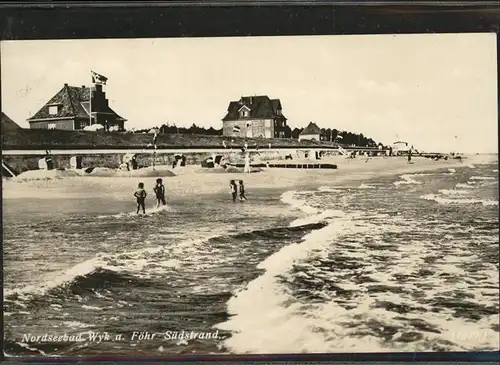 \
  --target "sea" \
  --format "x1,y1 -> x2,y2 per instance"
3,162 -> 499,356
